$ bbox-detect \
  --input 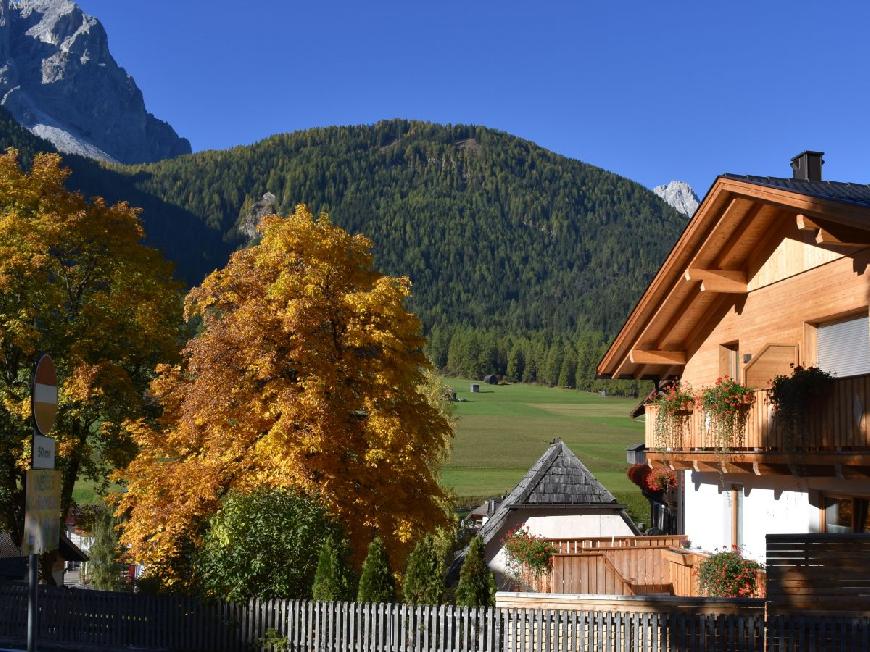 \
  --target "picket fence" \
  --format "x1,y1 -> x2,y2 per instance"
0,584 -> 869,652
